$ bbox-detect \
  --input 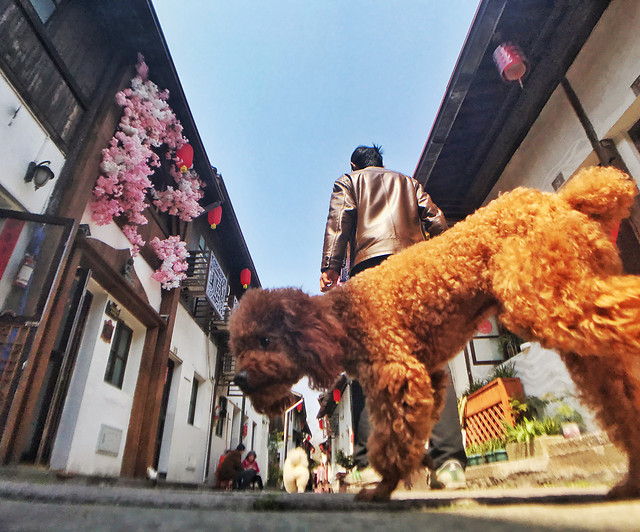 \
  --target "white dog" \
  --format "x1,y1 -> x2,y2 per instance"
283,447 -> 309,493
